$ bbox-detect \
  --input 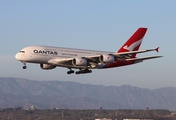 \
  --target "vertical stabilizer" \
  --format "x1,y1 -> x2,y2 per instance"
118,27 -> 147,58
